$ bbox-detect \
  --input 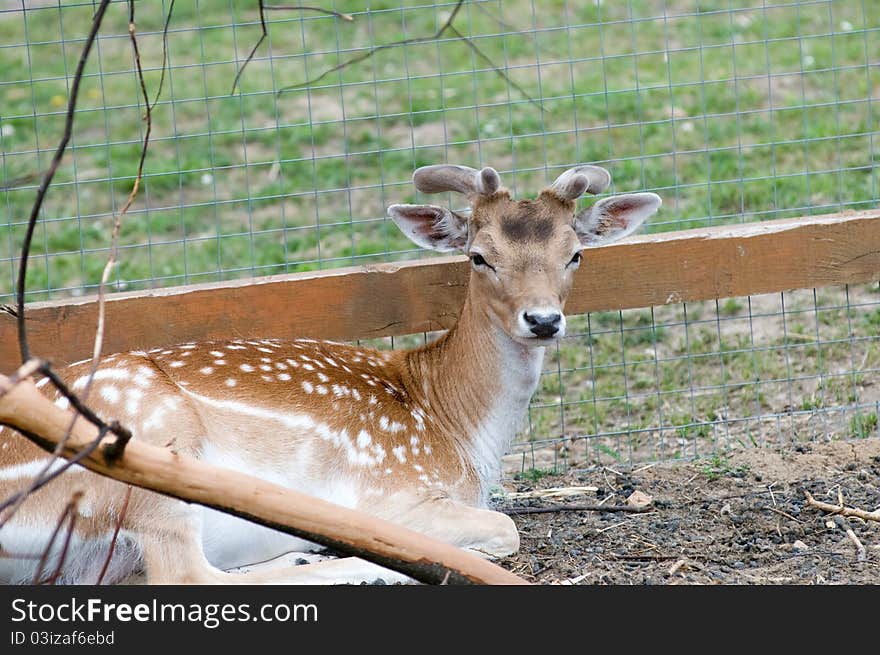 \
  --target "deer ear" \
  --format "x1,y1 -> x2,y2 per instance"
575,193 -> 661,246
387,204 -> 469,252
